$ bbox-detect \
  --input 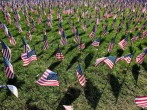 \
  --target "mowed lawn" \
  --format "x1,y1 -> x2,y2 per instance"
0,4 -> 147,110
